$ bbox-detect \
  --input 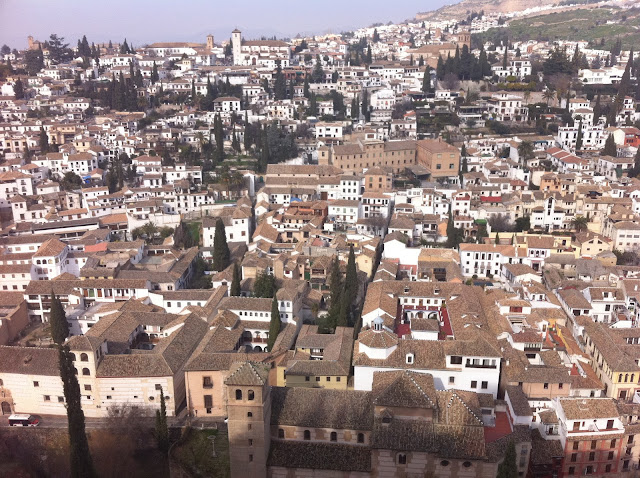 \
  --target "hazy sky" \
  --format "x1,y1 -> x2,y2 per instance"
0,0 -> 450,49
